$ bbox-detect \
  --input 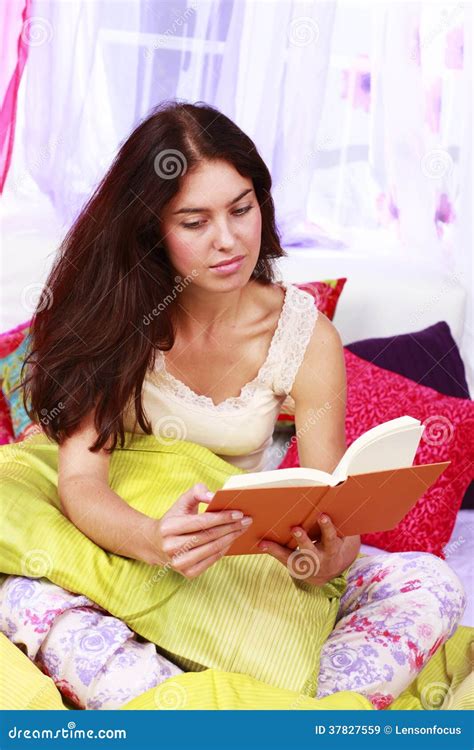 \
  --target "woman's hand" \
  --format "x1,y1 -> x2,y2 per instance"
150,483 -> 253,579
258,515 -> 360,586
